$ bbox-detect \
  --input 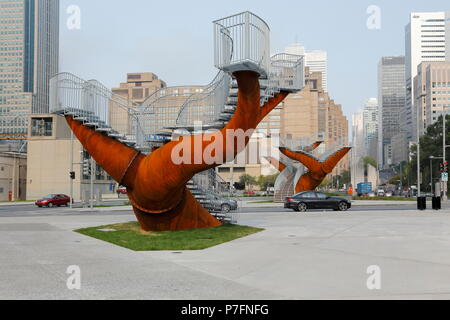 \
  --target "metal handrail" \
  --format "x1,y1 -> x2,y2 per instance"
174,28 -> 233,127
49,72 -> 142,145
